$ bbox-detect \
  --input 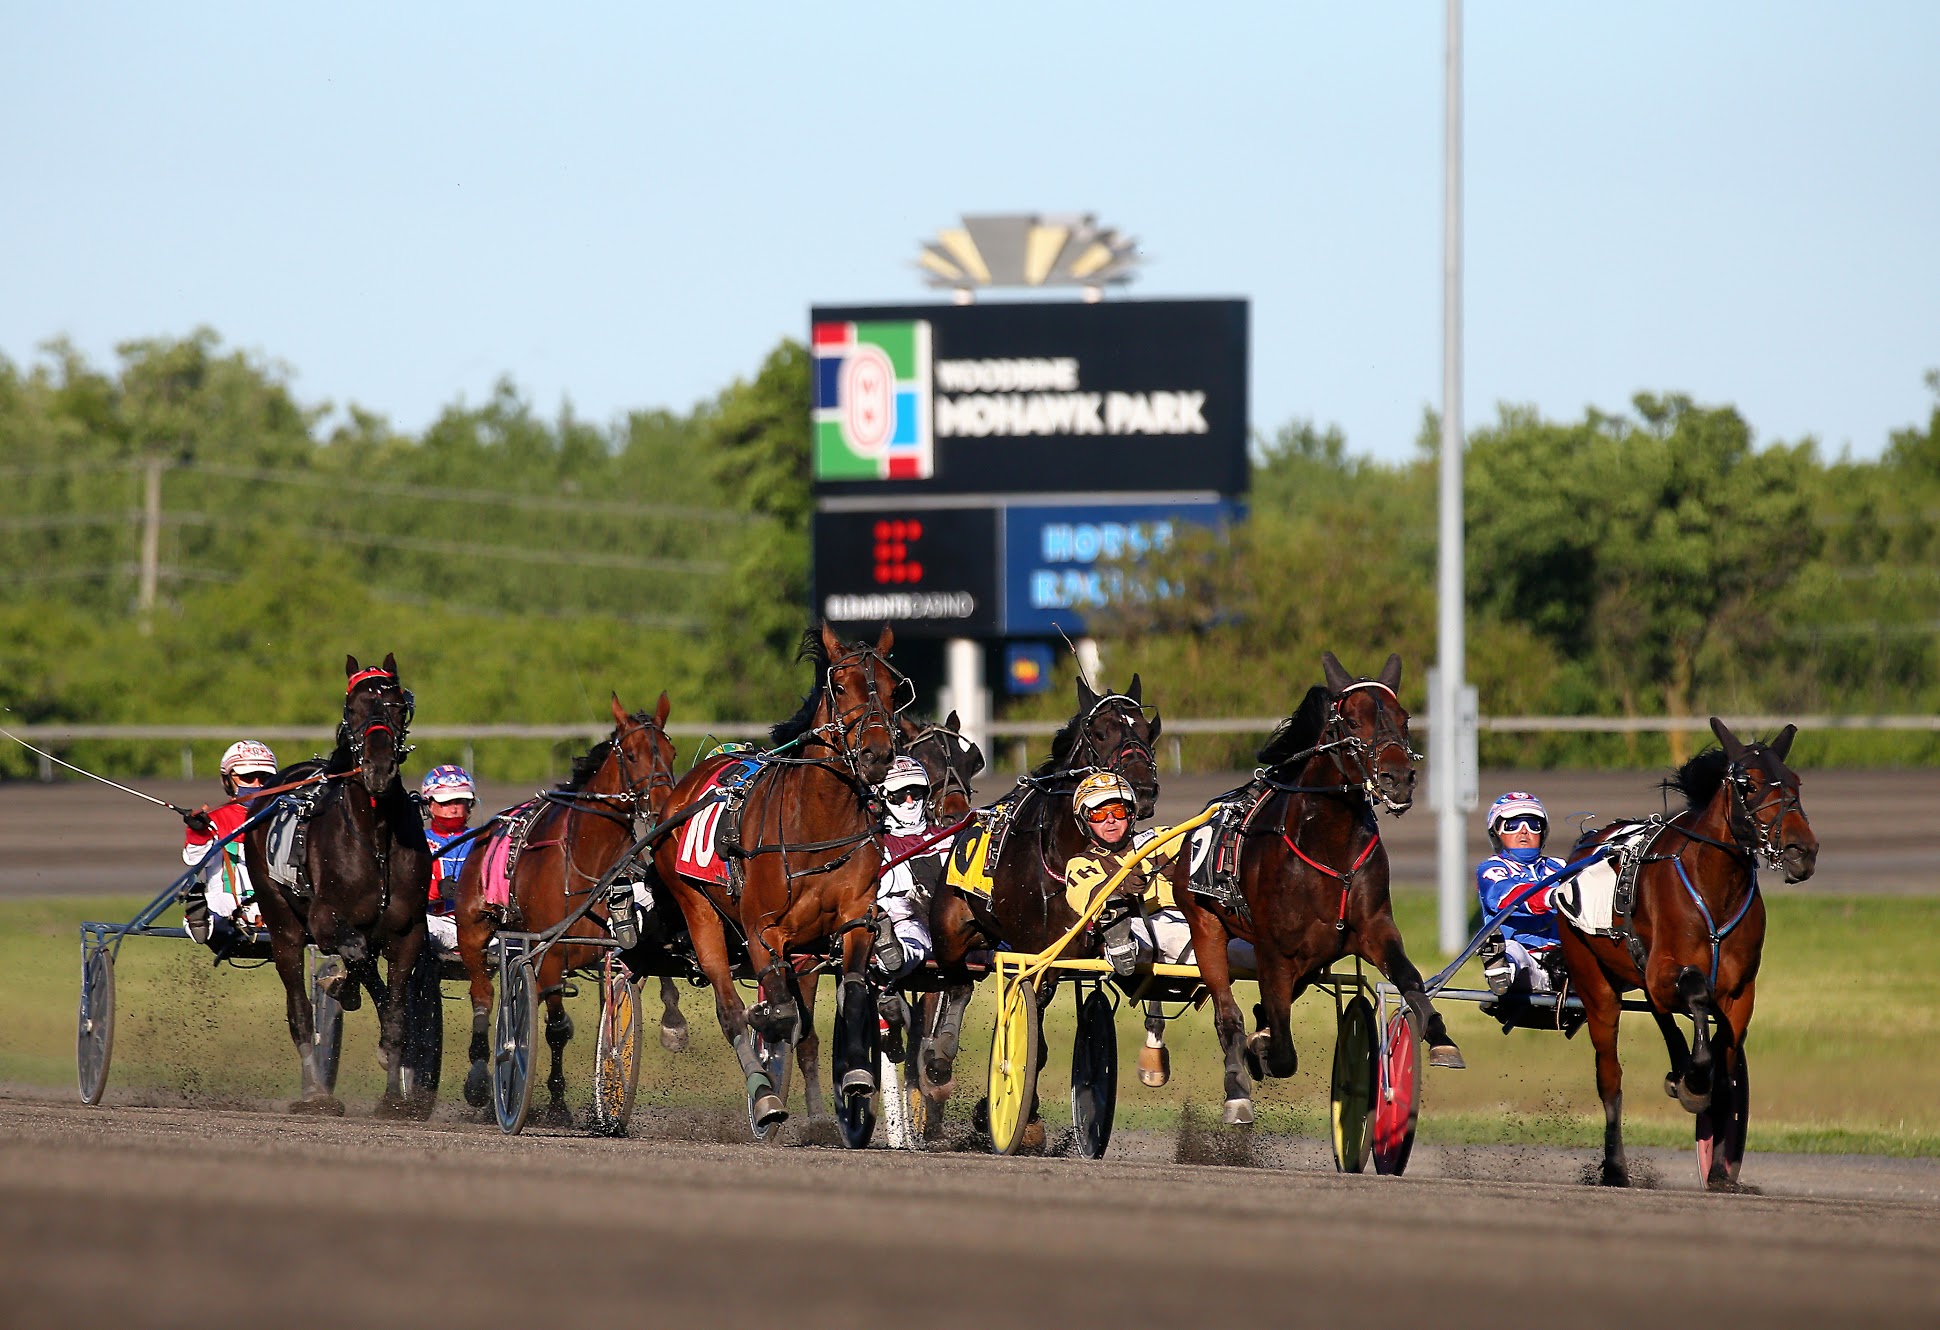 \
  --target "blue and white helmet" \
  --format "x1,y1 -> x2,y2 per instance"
420,764 -> 476,803
1486,790 -> 1547,851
